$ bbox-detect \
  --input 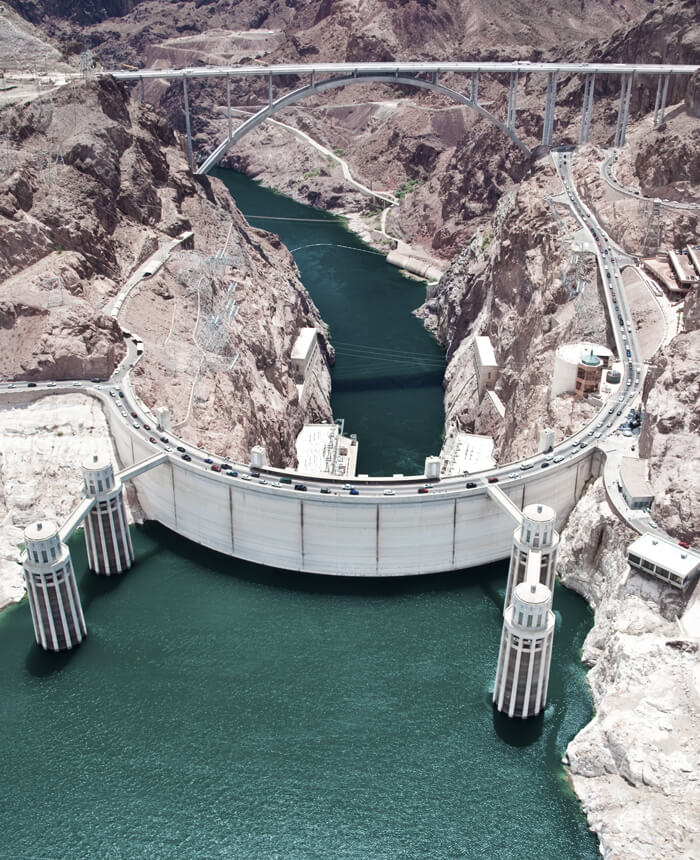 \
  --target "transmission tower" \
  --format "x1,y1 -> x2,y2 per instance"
641,199 -> 662,258
80,50 -> 95,82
